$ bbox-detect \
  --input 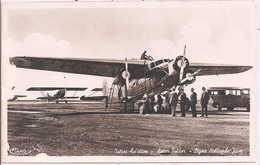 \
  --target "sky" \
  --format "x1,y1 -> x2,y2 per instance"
2,1 -> 257,99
